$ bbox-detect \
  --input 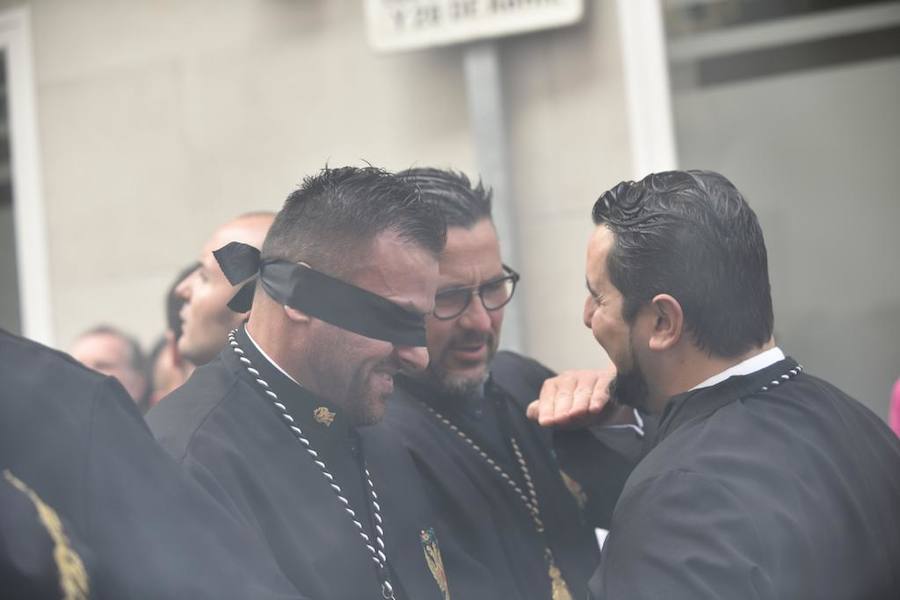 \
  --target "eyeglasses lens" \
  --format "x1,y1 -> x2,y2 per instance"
433,275 -> 516,320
